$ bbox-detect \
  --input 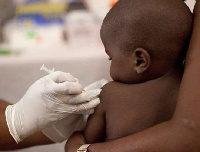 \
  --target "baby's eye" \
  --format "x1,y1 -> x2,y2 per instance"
108,57 -> 112,61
